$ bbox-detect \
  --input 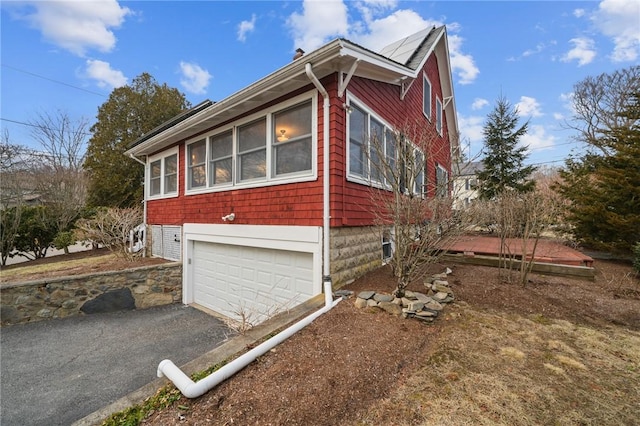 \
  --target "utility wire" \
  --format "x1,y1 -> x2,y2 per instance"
0,118 -> 93,137
1,63 -> 107,97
